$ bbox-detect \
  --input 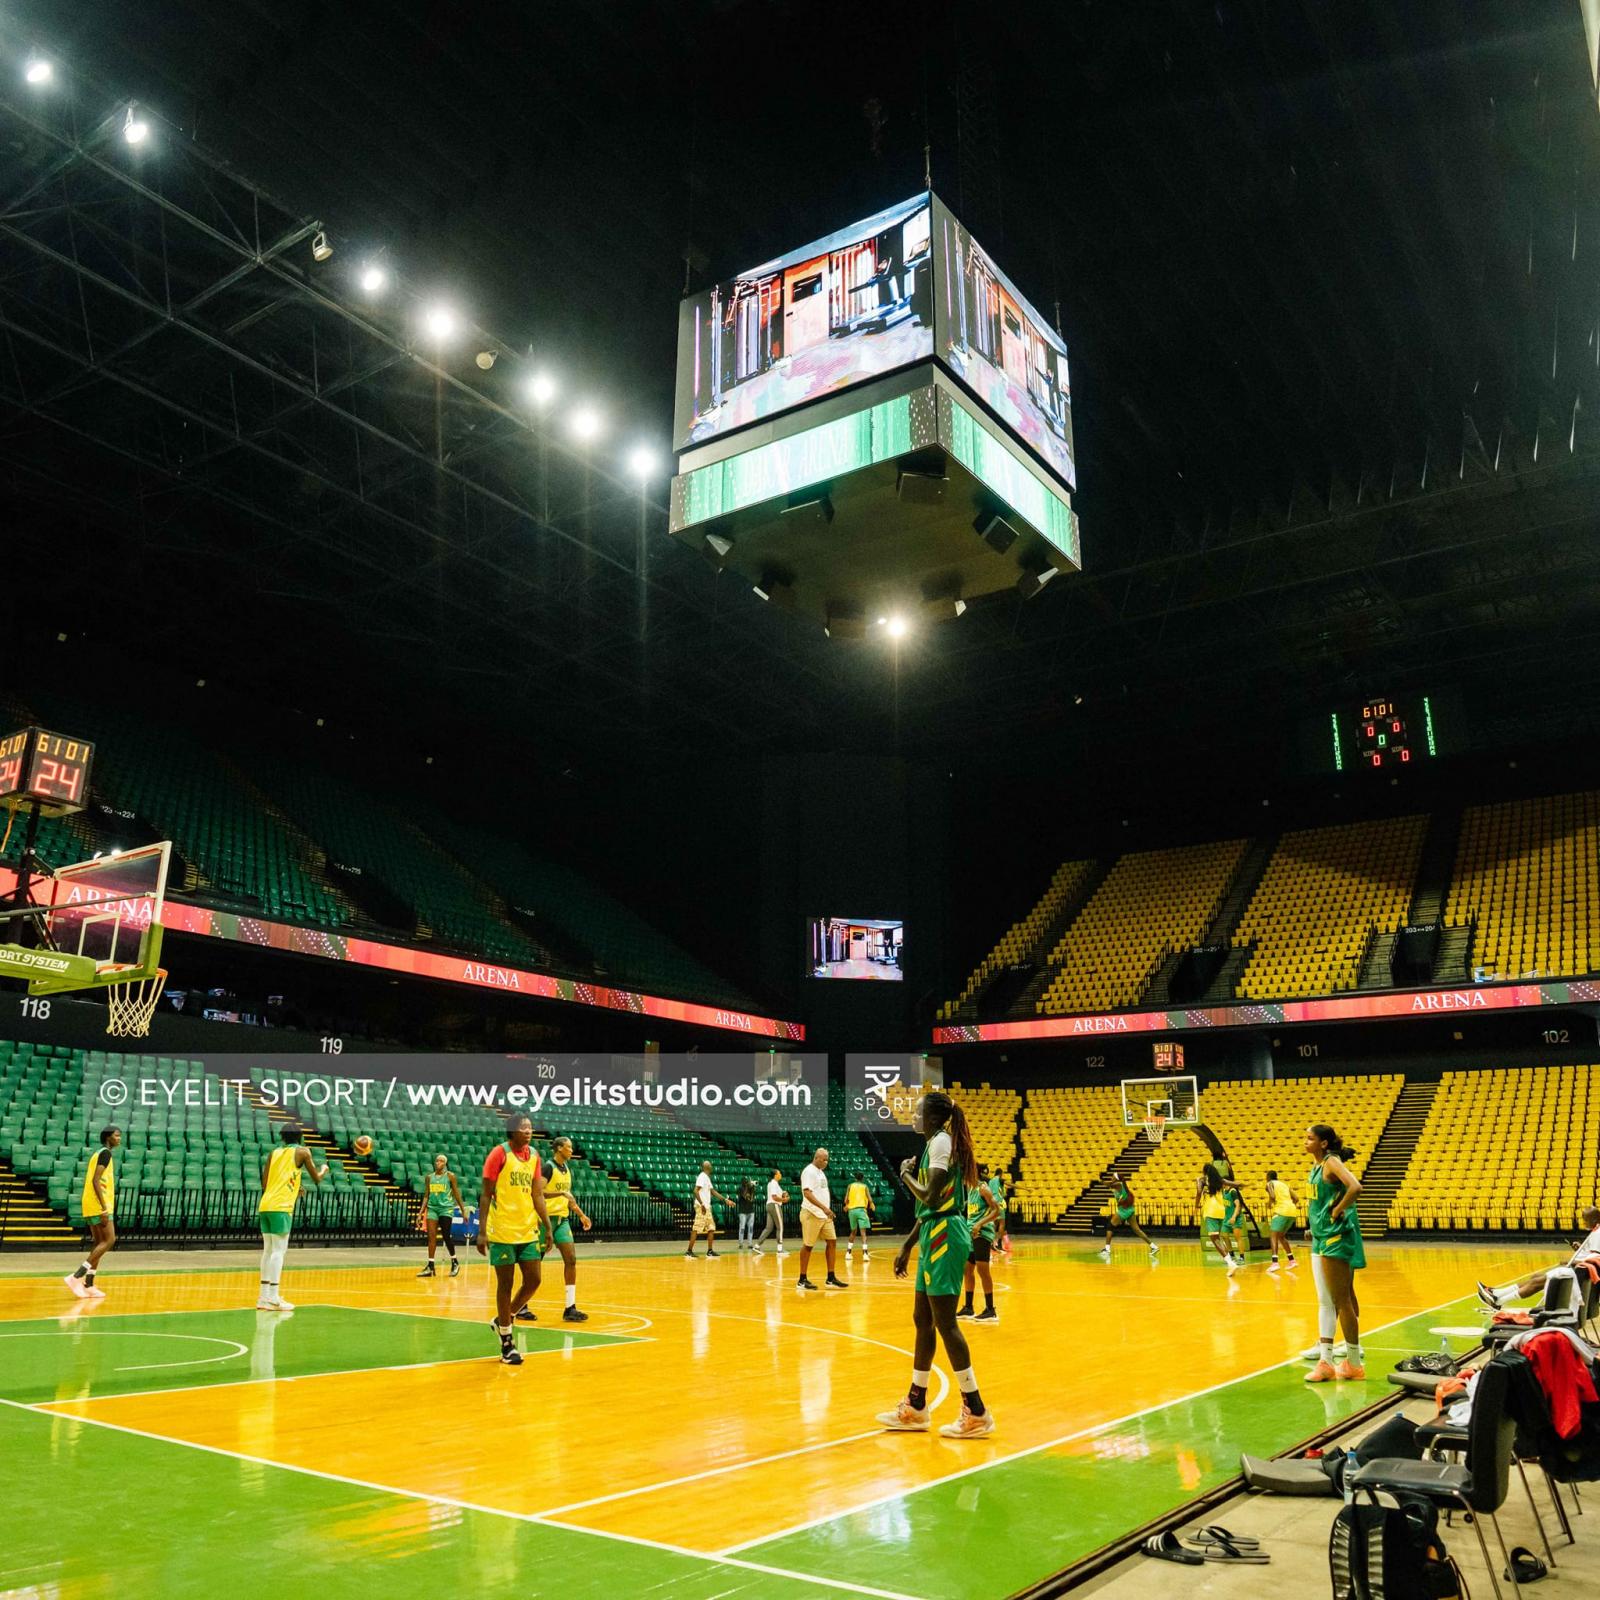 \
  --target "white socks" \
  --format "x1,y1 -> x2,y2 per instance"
954,1366 -> 979,1394
565,1284 -> 577,1309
